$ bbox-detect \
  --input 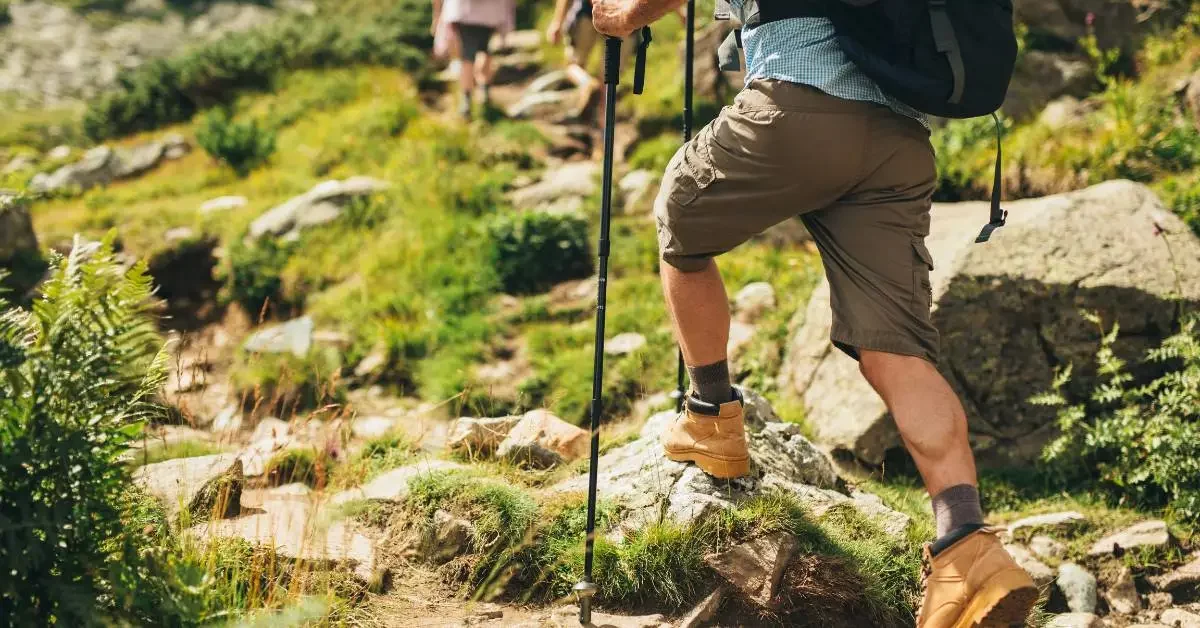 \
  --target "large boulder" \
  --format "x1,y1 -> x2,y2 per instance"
781,181 -> 1200,467
1013,0 -> 1140,54
134,453 -> 242,521
0,197 -> 40,290
29,135 -> 190,193
1004,51 -> 1094,121
549,389 -> 910,537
